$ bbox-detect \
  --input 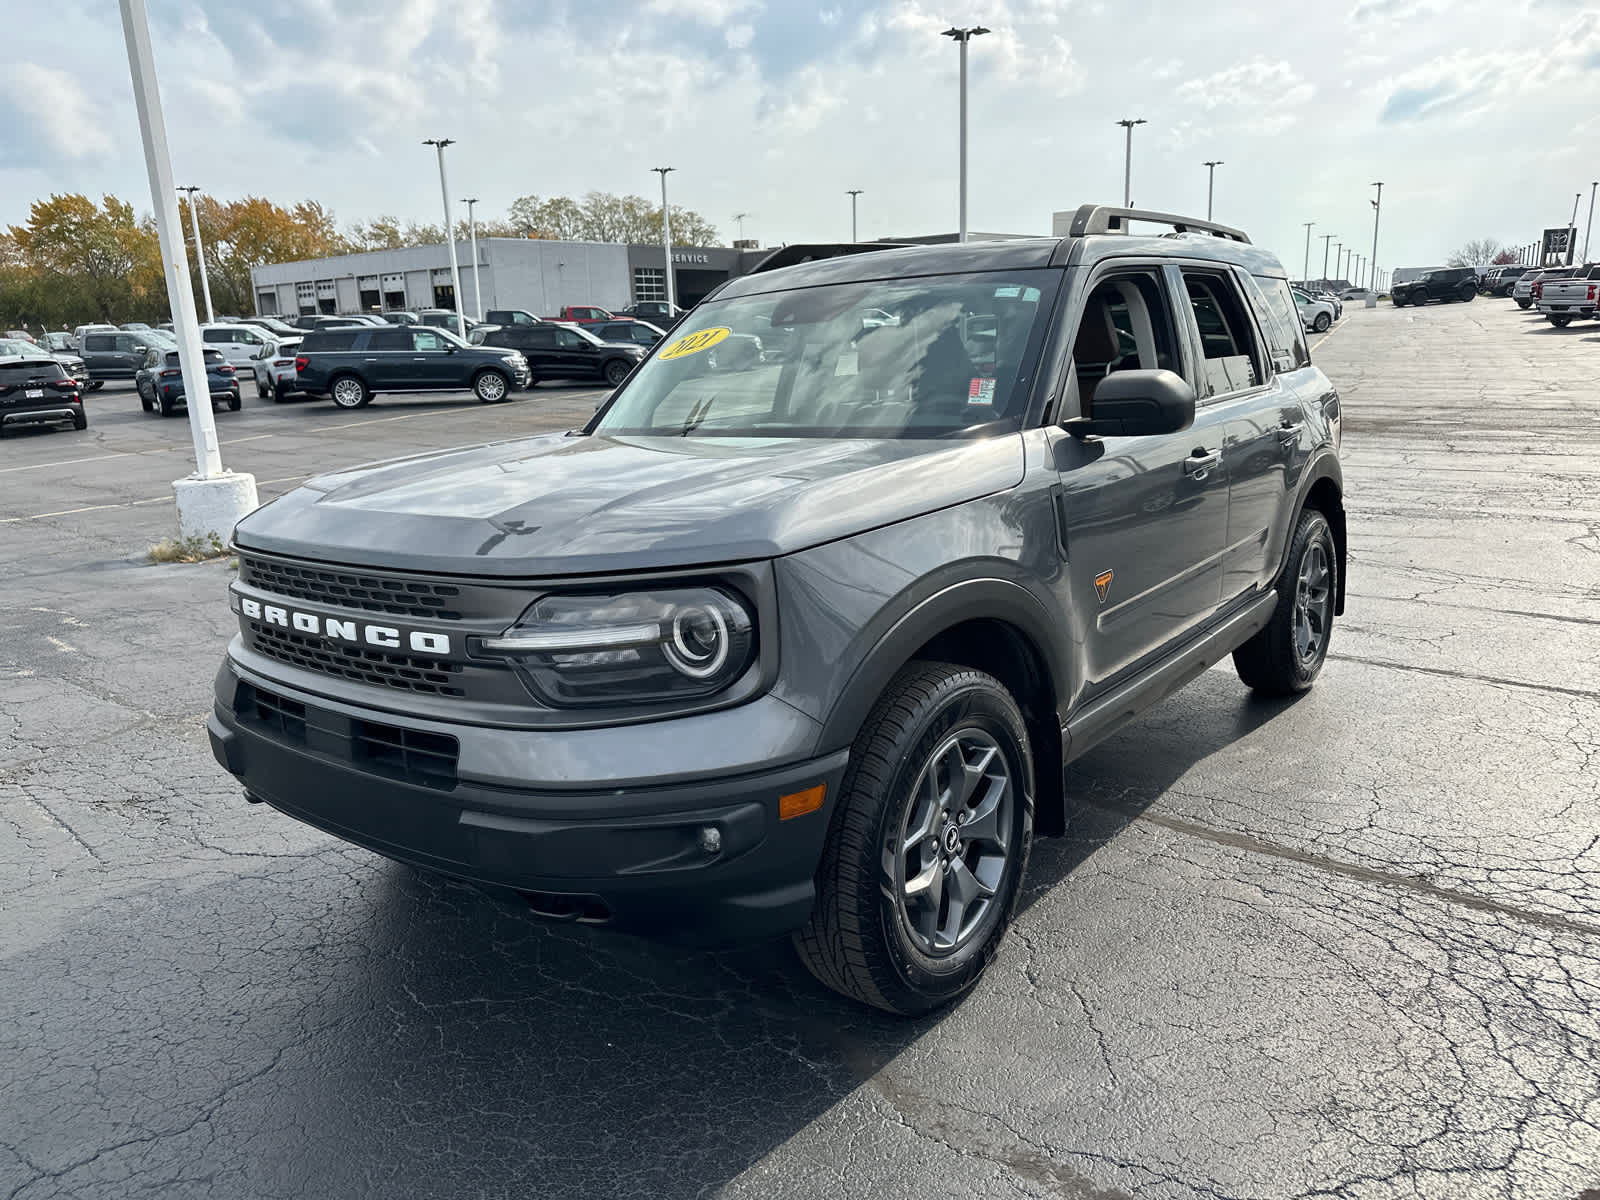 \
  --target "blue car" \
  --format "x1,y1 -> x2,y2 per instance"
134,346 -> 242,417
